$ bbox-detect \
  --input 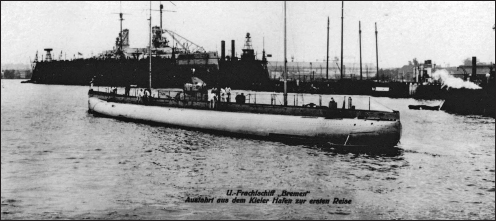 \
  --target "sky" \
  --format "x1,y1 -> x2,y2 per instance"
1,1 -> 495,68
